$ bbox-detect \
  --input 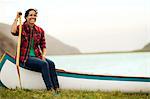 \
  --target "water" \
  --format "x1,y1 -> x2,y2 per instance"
47,52 -> 150,77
